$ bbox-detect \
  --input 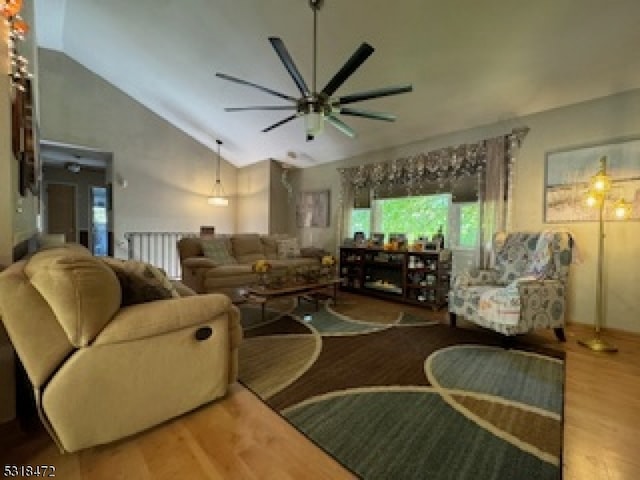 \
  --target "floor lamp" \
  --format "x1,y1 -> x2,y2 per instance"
578,156 -> 631,352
